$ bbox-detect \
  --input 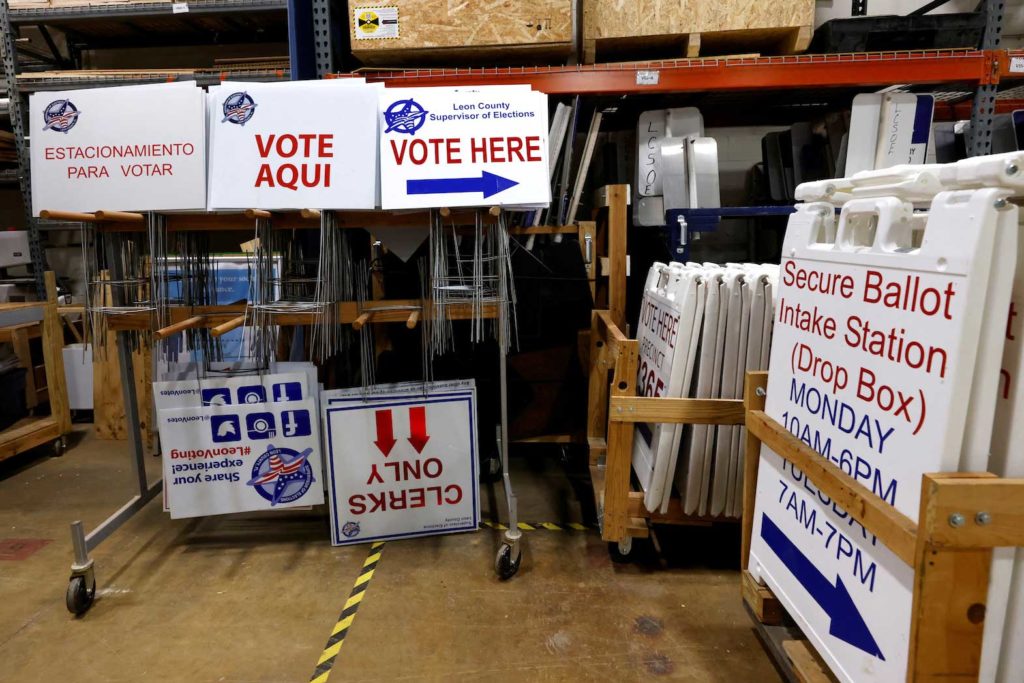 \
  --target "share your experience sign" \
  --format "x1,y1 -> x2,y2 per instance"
378,85 -> 550,209
29,82 -> 207,215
